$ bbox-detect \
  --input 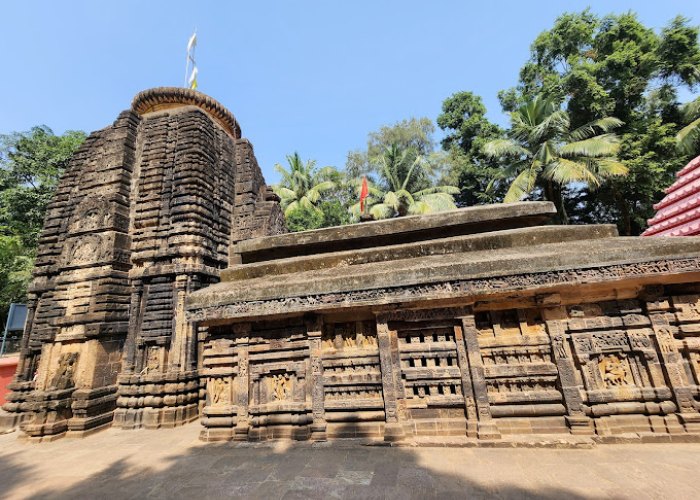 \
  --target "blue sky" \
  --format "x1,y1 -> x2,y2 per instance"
3,1 -> 700,183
